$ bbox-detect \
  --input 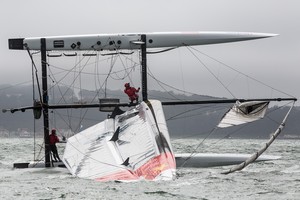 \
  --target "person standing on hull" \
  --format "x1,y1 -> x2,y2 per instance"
124,83 -> 140,104
49,128 -> 61,162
